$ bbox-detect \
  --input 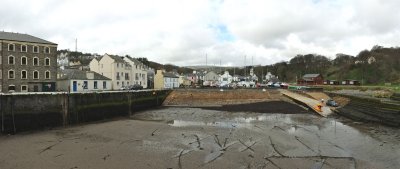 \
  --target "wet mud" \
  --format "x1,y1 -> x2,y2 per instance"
197,101 -> 313,114
1,90 -> 399,169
